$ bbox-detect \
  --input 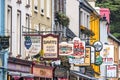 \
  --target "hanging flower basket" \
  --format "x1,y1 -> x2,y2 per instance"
80,25 -> 95,37
55,12 -> 70,27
